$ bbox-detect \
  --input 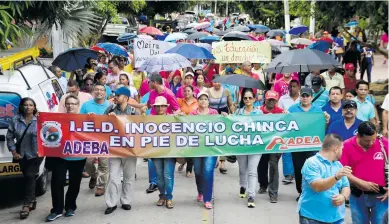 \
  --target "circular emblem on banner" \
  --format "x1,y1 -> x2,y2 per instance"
40,121 -> 62,147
